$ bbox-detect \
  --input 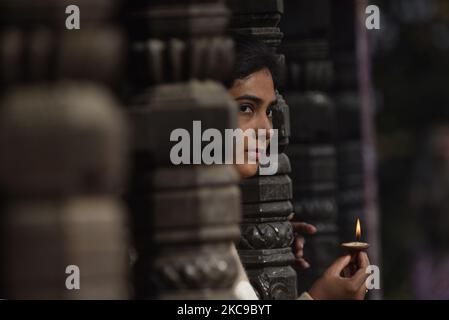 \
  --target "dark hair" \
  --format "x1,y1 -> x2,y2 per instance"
228,35 -> 280,88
